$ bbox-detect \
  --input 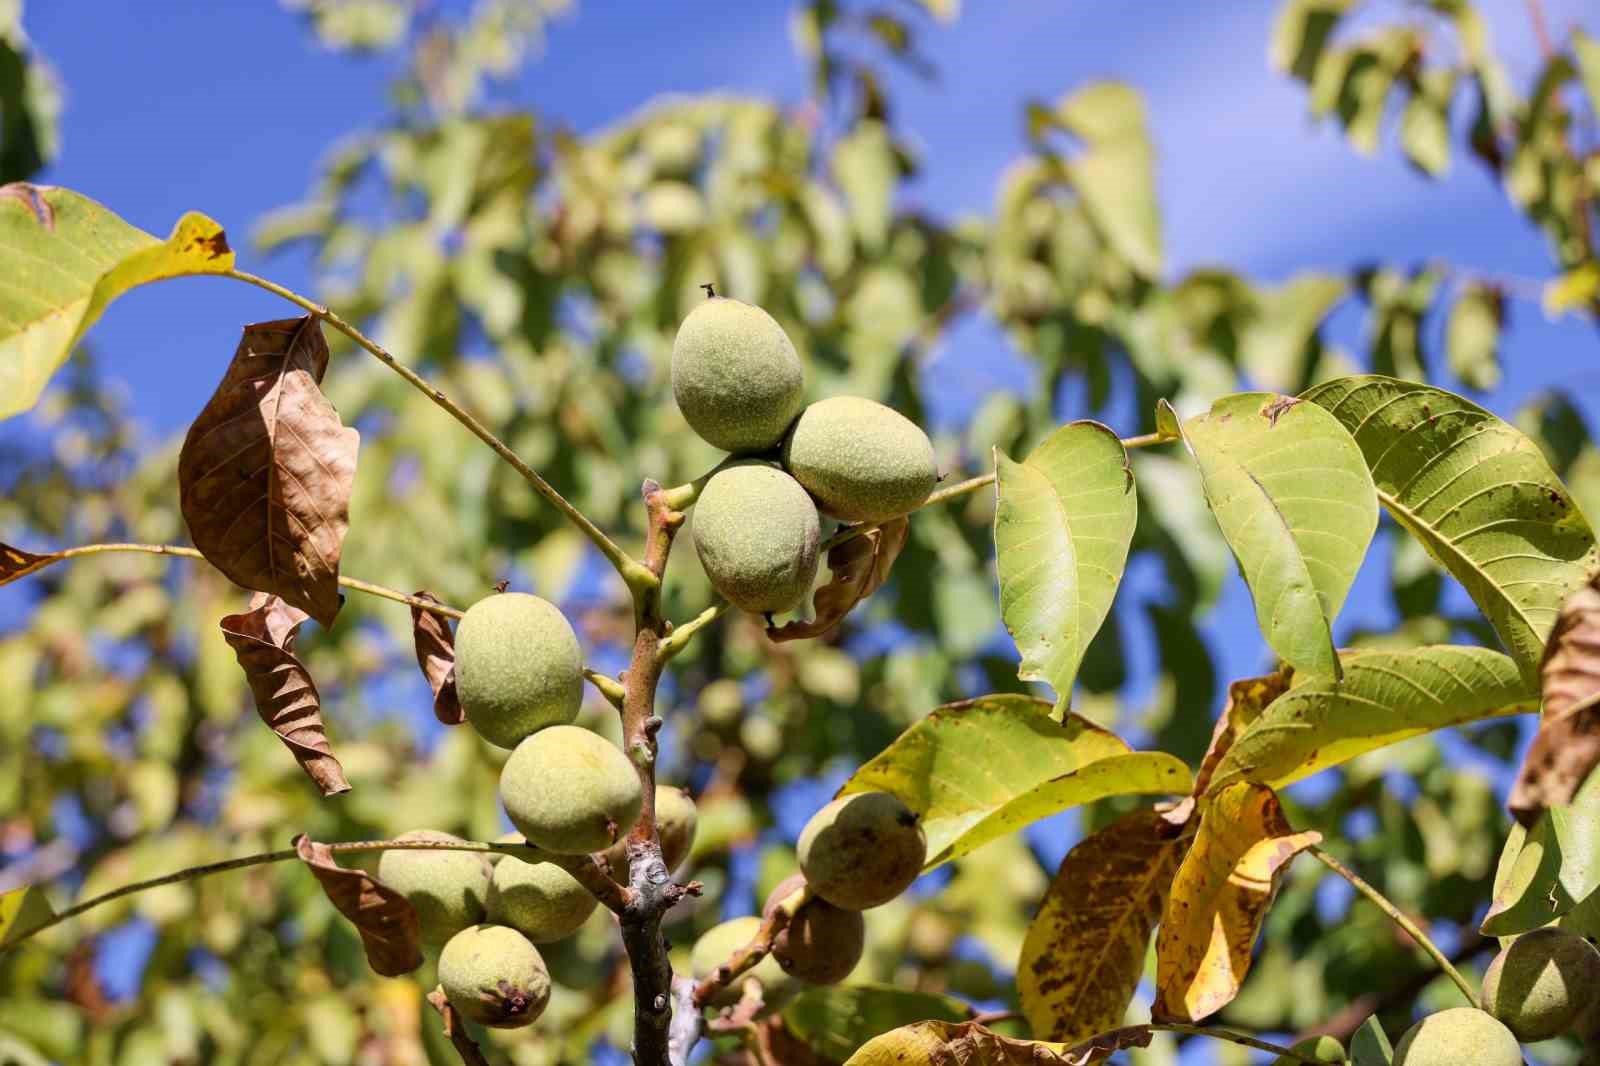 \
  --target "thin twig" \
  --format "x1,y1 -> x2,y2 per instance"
1148,1023 -> 1336,1063
1311,845 -> 1480,1007
692,883 -> 808,1008
4,542 -> 464,619
659,603 -> 729,663
224,269 -> 648,587
426,986 -> 493,1066
585,668 -> 627,710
